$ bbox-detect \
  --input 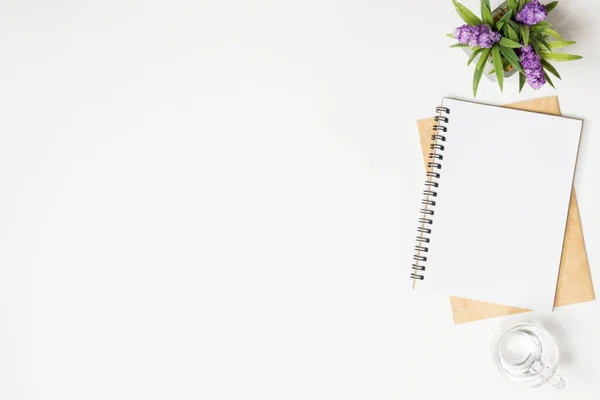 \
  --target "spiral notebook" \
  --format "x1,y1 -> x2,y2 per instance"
417,97 -> 595,324
412,98 -> 583,312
